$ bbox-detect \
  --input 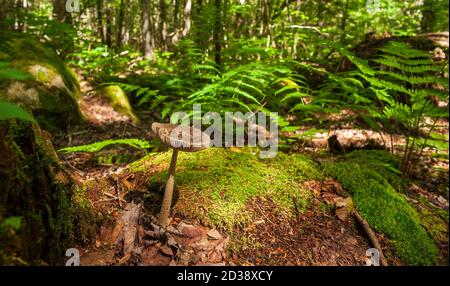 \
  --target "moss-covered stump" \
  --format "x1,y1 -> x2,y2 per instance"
130,148 -> 323,229
0,34 -> 83,131
99,85 -> 139,124
323,150 -> 439,266
0,120 -> 95,265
